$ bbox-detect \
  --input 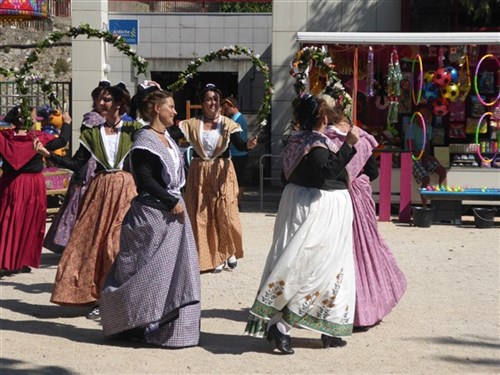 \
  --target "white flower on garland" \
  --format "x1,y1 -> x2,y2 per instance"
167,45 -> 273,133
0,23 -> 149,130
290,44 -> 352,117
